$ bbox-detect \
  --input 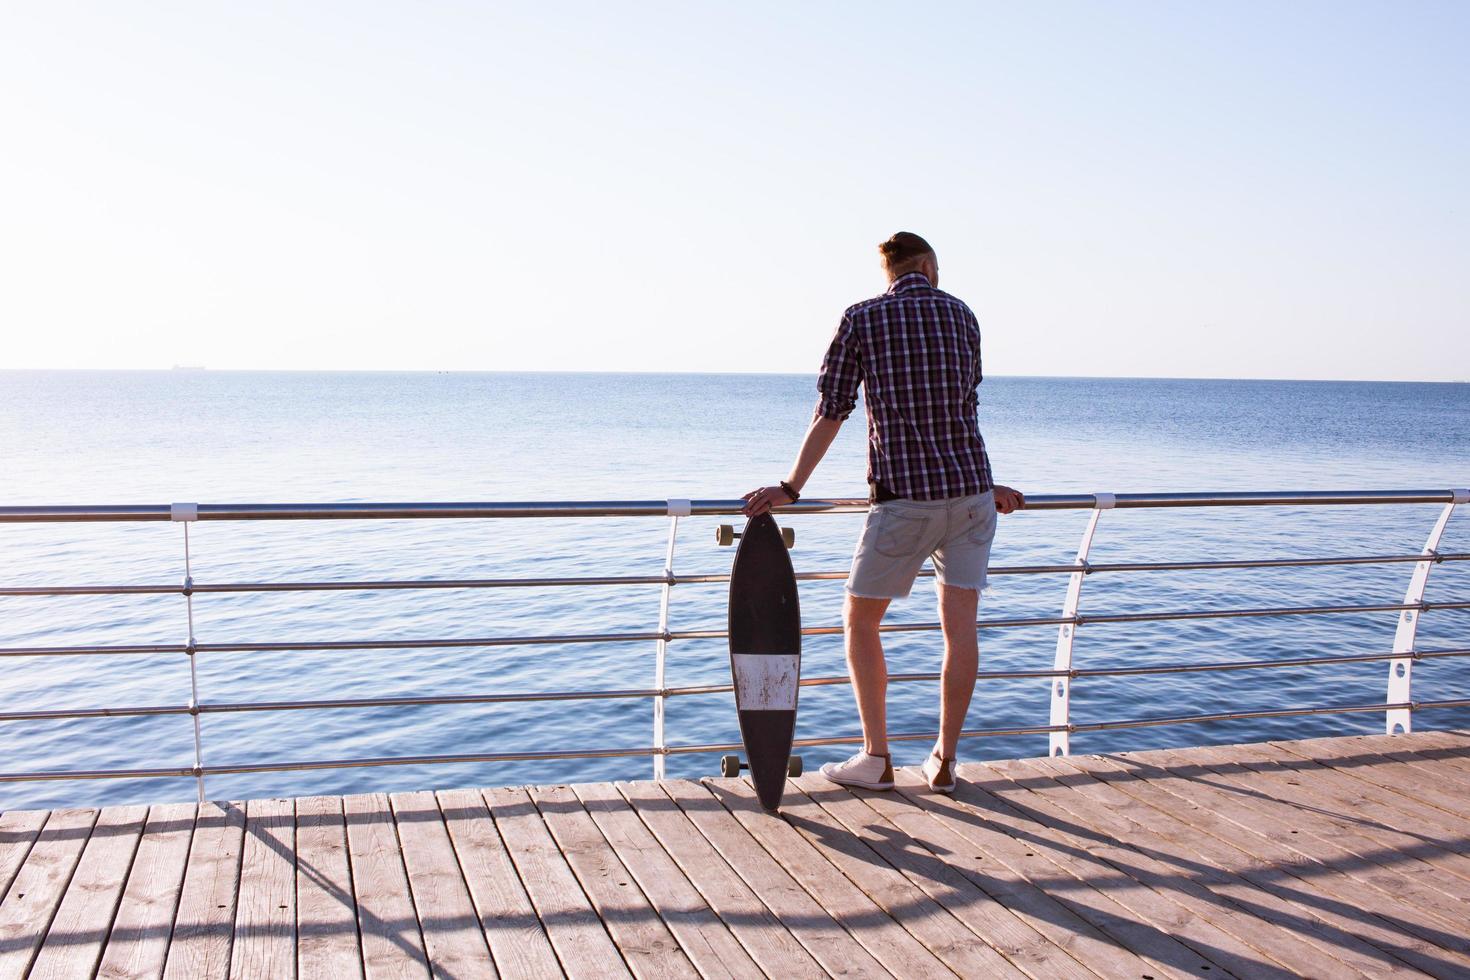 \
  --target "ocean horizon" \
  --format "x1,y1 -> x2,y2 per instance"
19,367 -> 1470,384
